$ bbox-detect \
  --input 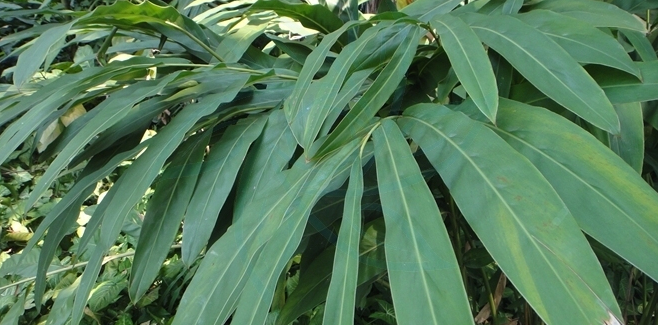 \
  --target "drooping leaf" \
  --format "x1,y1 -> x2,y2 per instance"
373,119 -> 473,325
181,115 -> 266,265
26,74 -> 178,212
433,14 -> 498,122
130,131 -> 211,302
323,157 -> 363,325
517,10 -> 640,78
71,75 -> 250,325
32,139 -> 148,310
399,104 -> 622,325
478,98 -> 658,282
461,13 -> 620,134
